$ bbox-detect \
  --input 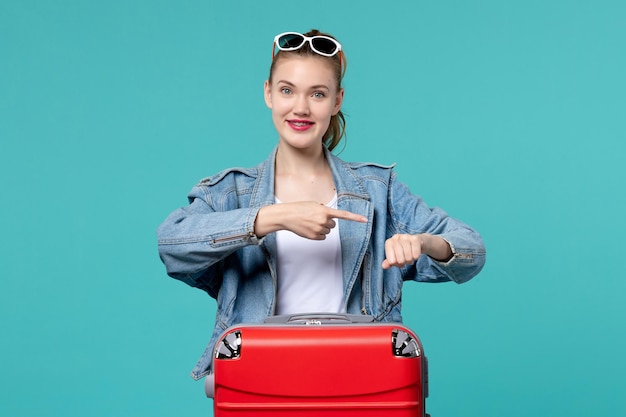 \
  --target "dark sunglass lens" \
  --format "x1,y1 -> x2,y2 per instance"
311,37 -> 337,54
279,34 -> 304,49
